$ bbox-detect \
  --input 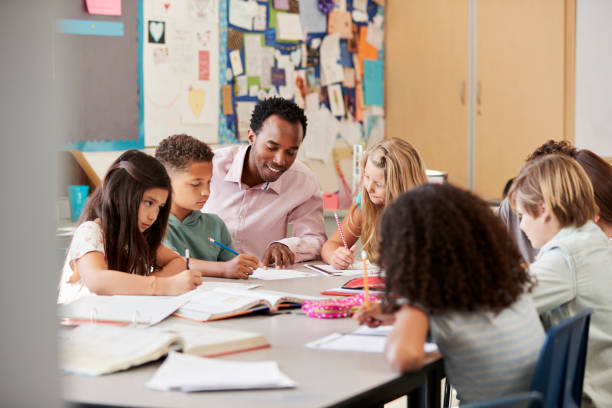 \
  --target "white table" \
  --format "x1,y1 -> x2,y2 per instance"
62,267 -> 443,408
